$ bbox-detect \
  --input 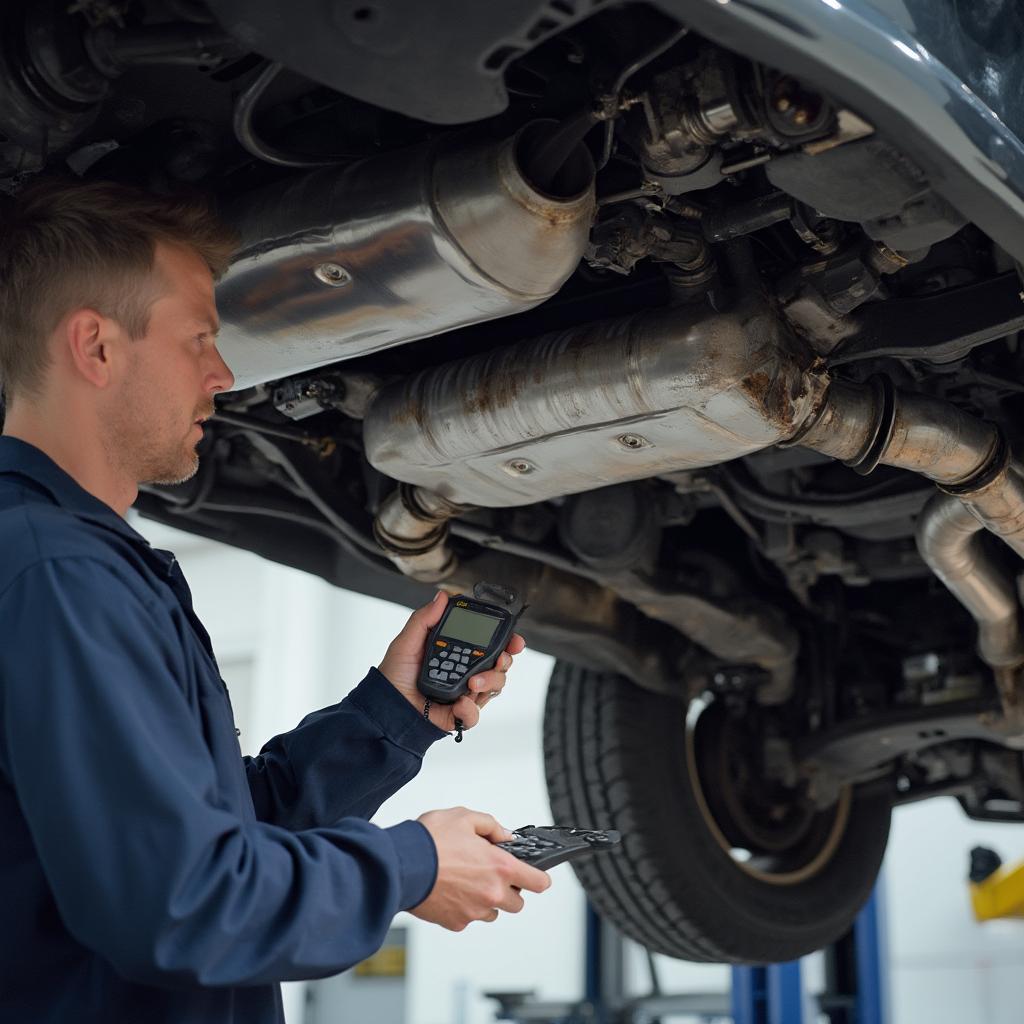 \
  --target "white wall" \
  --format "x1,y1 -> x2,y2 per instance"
132,516 -> 1024,1024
